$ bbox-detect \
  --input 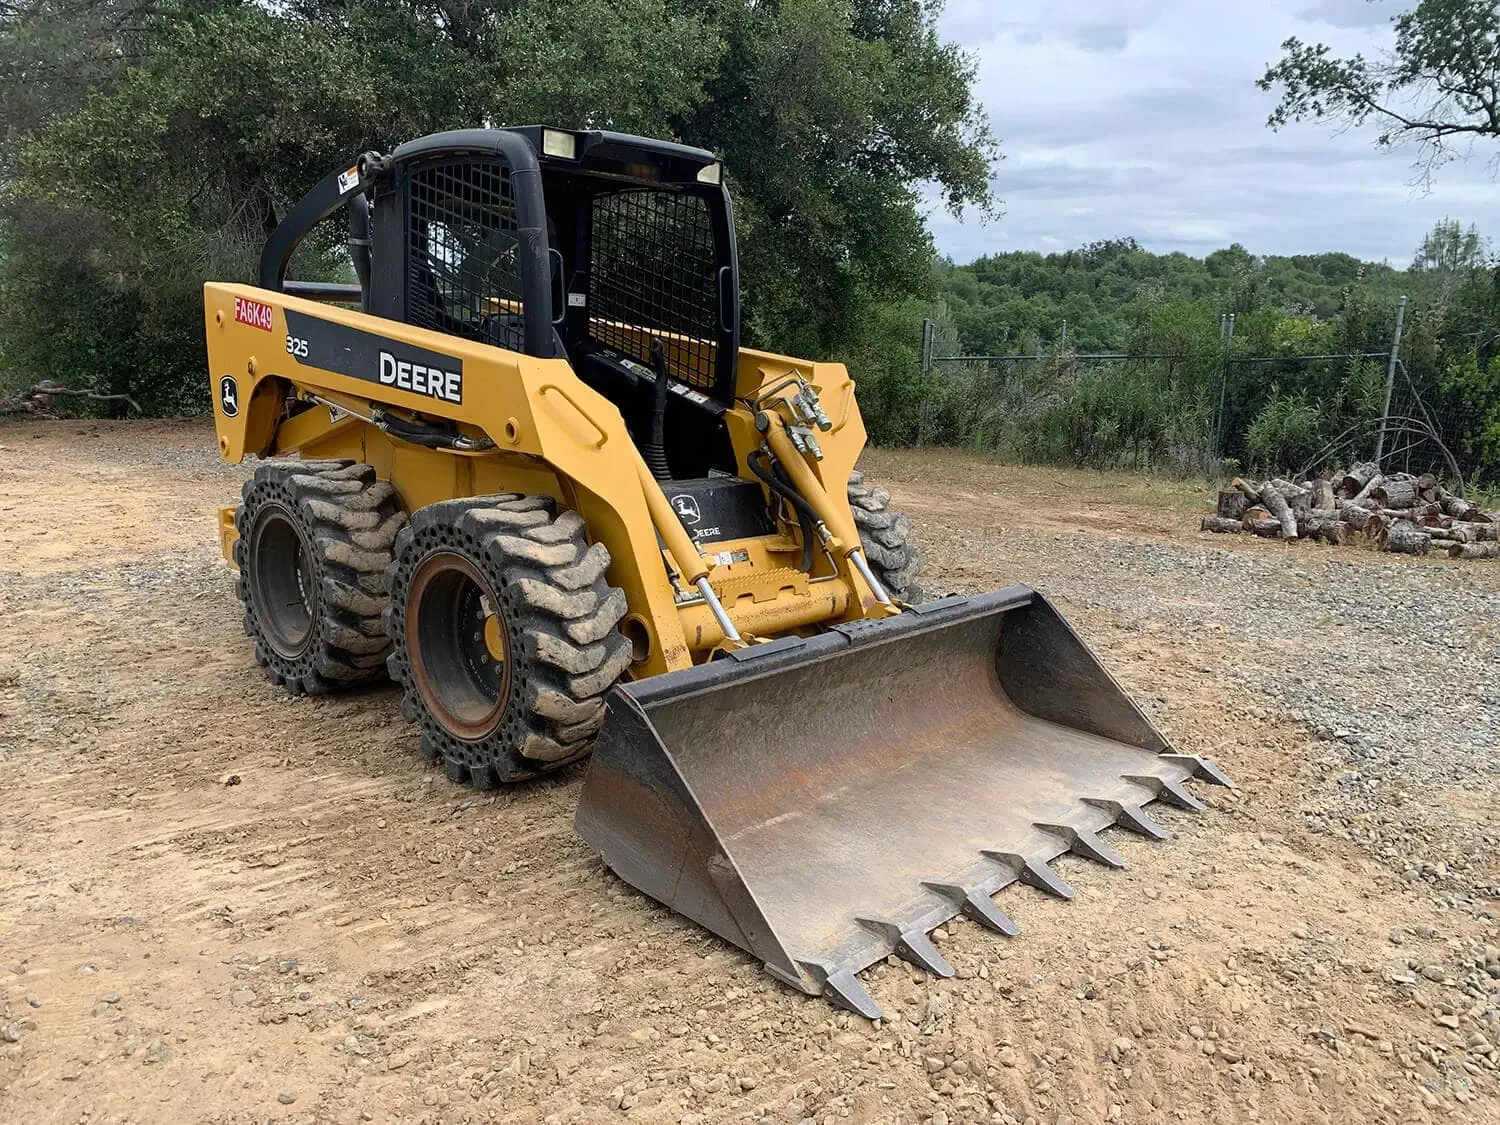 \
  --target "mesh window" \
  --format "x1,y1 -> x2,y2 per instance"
589,190 -> 719,389
405,158 -> 525,349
